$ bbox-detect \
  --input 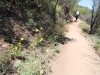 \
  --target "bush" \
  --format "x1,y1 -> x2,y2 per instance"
92,35 -> 100,53
15,56 -> 46,75
56,5 -> 62,13
26,18 -> 34,27
14,46 -> 59,75
79,22 -> 89,33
